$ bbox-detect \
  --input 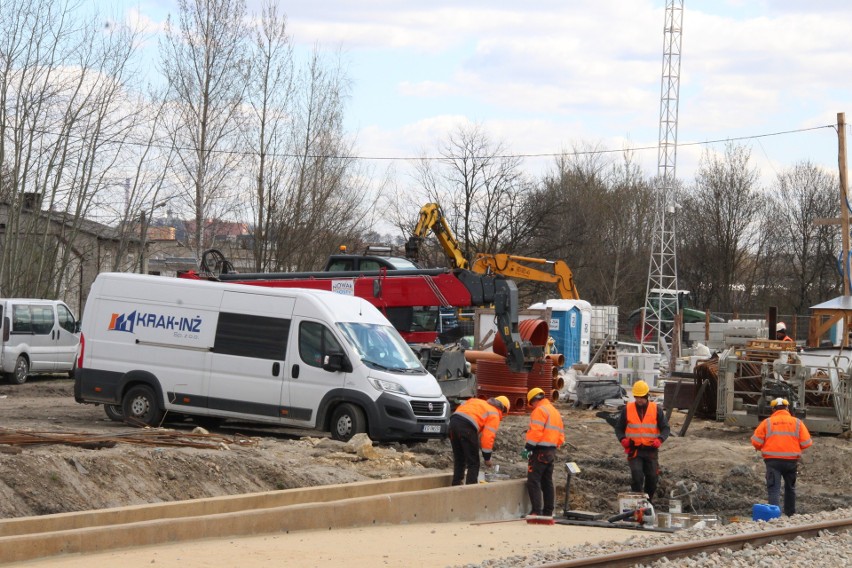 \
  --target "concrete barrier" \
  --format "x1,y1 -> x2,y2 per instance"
0,474 -> 530,564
